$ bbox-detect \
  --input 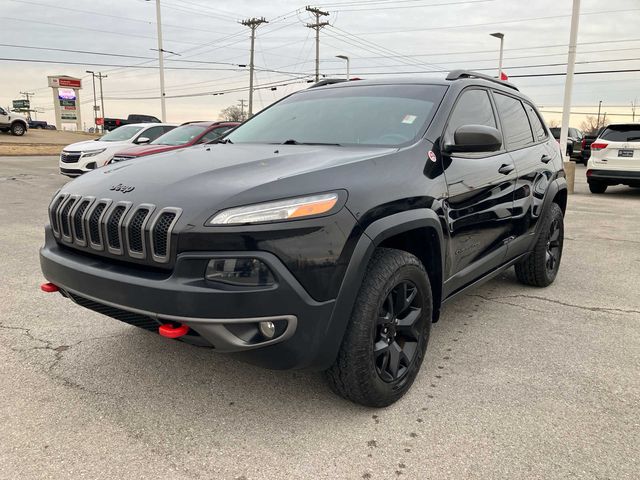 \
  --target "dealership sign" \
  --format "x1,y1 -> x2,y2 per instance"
47,75 -> 82,129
